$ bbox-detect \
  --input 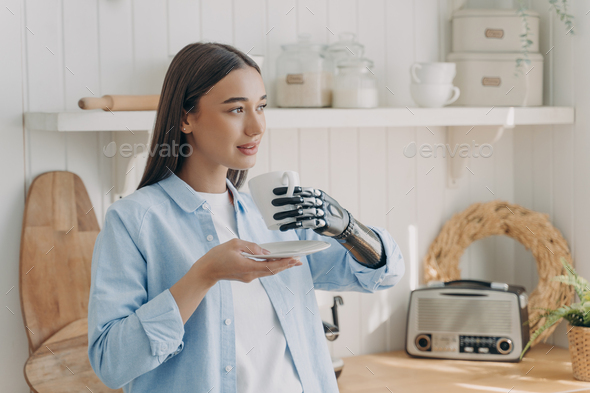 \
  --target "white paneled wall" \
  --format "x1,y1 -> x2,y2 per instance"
512,0 -> 576,349
3,0 -> 588,391
20,0 -> 464,361
2,2 -> 27,393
